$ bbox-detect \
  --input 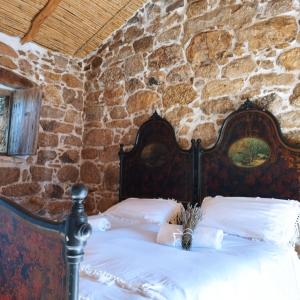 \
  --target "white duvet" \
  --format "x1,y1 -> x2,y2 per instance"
80,215 -> 300,300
